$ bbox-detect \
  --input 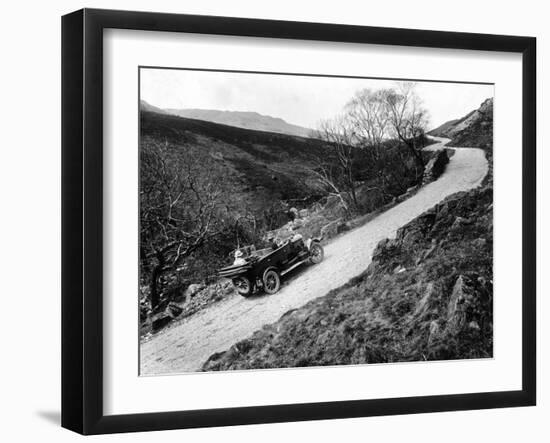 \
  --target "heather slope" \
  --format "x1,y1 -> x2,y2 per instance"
140,109 -> 331,218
